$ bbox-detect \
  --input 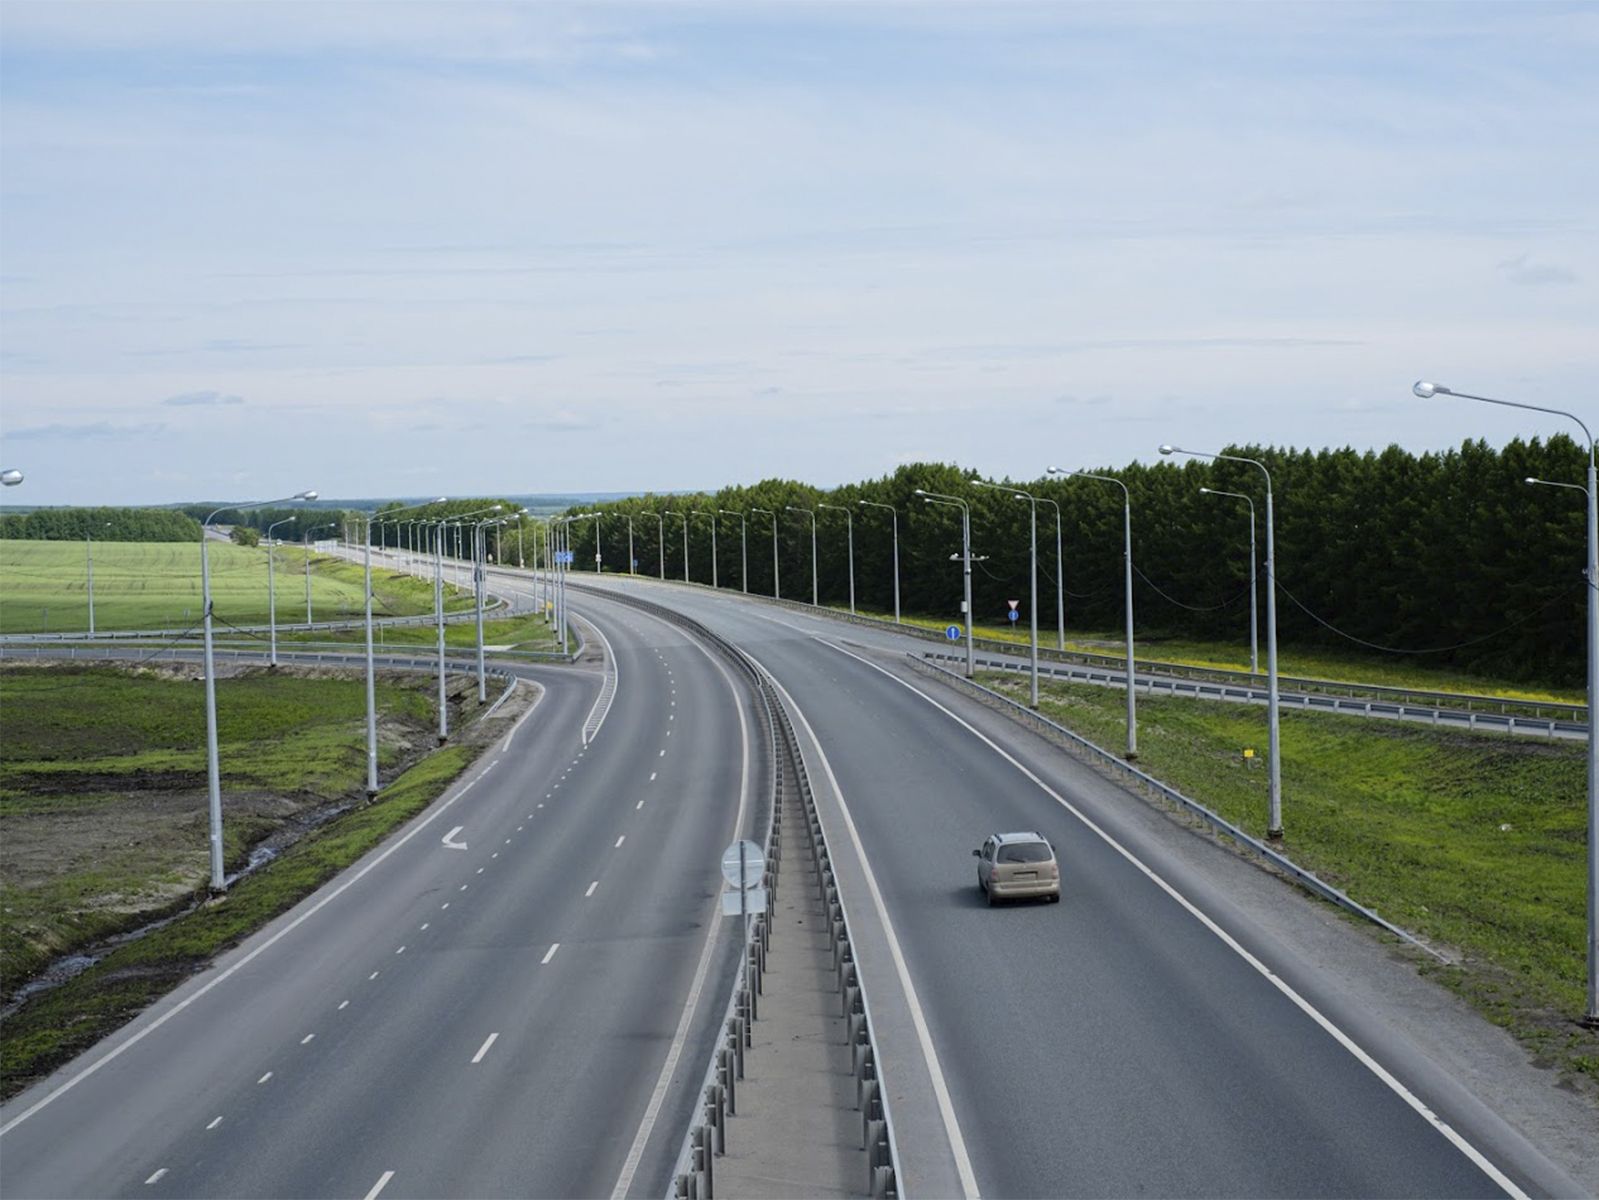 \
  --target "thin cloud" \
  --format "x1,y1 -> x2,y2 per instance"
7,420 -> 166,440
1496,254 -> 1577,286
163,389 -> 244,407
